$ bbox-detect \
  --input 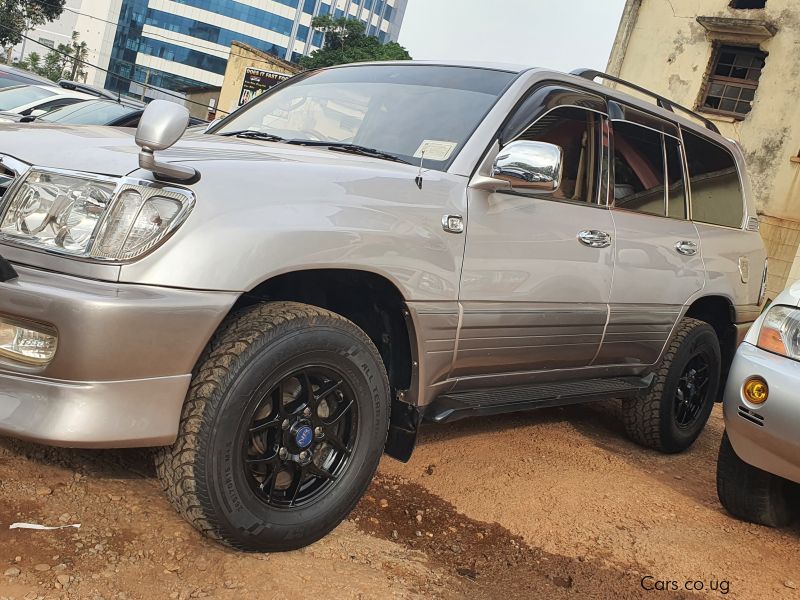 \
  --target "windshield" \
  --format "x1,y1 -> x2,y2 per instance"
216,65 -> 515,169
39,100 -> 136,124
0,85 -> 55,111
